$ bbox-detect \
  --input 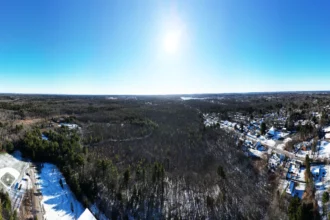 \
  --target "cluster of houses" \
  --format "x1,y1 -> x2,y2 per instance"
241,139 -> 271,159
268,153 -> 285,170
204,110 -> 330,216
283,159 -> 330,215
204,109 -> 330,215
285,160 -> 306,199
267,126 -> 290,140
263,111 -> 287,128
203,113 -> 220,127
